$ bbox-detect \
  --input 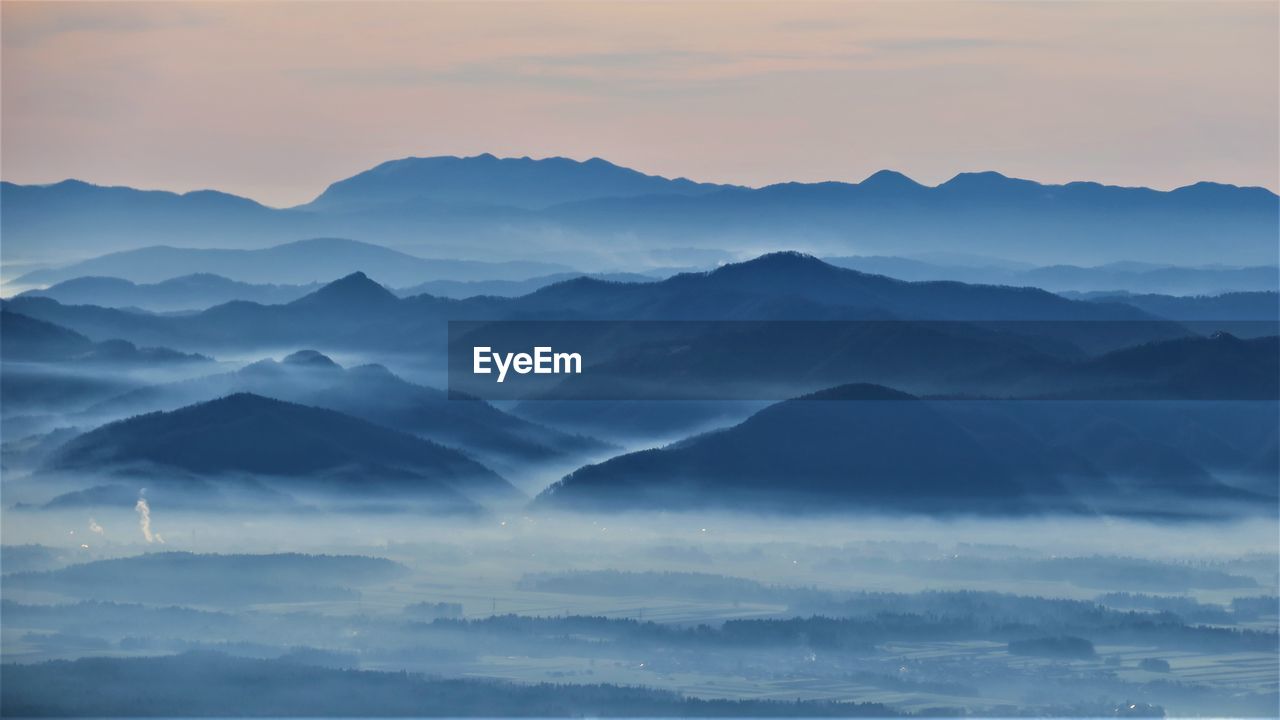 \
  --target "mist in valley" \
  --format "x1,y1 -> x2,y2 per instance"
4,244 -> 1278,717
3,498 -> 1278,717
8,3 -> 1280,717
